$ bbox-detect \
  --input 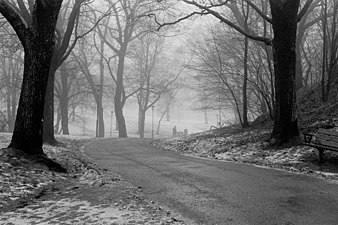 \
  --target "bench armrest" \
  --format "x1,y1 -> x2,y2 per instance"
303,133 -> 314,143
